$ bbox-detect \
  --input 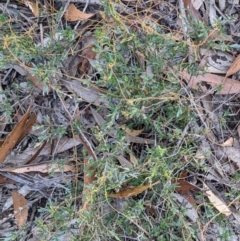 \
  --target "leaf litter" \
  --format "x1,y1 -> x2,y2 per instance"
1,0 -> 240,239
0,106 -> 31,163
203,182 -> 232,216
0,163 -> 75,174
11,190 -> 28,228
64,3 -> 96,21
226,54 -> 240,77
